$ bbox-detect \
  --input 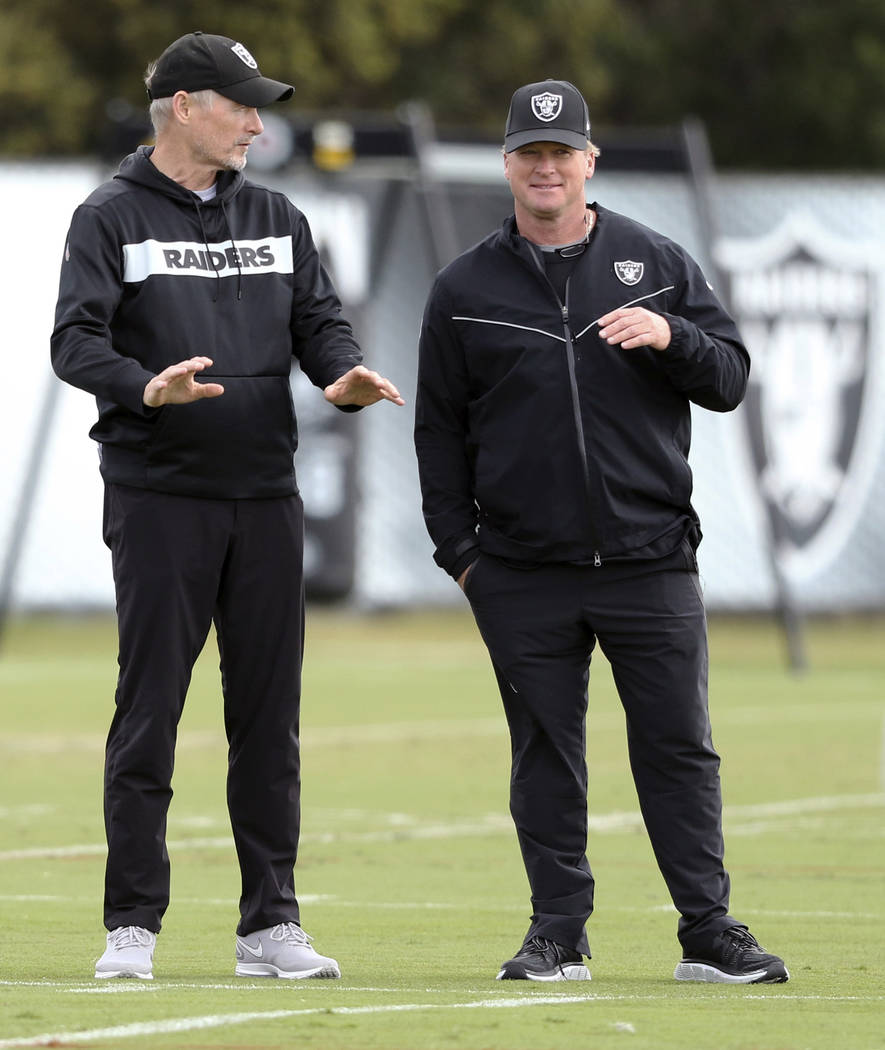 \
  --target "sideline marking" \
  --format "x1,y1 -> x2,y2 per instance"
1,793 -> 882,862
4,897 -> 878,921
1,993 -> 883,1047
0,981 -> 409,993
65,983 -> 408,995
0,806 -> 52,819
0,997 -> 594,1048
